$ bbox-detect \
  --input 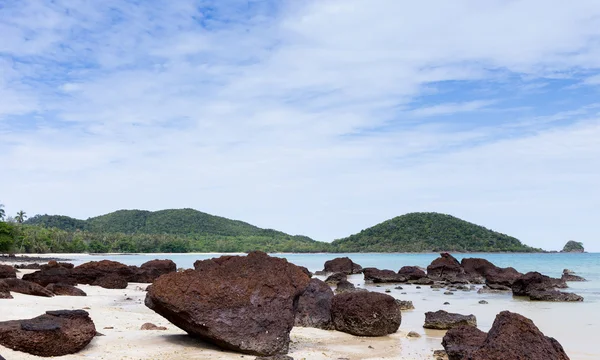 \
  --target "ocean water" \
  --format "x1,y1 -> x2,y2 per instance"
63,252 -> 600,359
